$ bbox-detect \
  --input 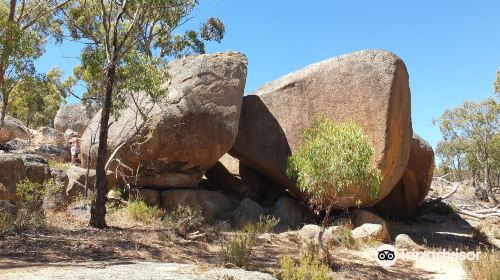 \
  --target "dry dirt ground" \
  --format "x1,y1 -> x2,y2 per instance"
1,202 -> 498,280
